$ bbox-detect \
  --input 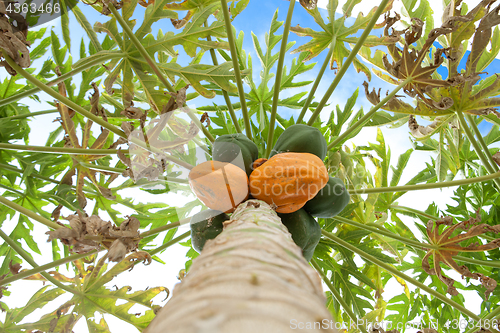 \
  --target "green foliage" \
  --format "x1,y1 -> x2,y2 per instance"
1,0 -> 500,331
